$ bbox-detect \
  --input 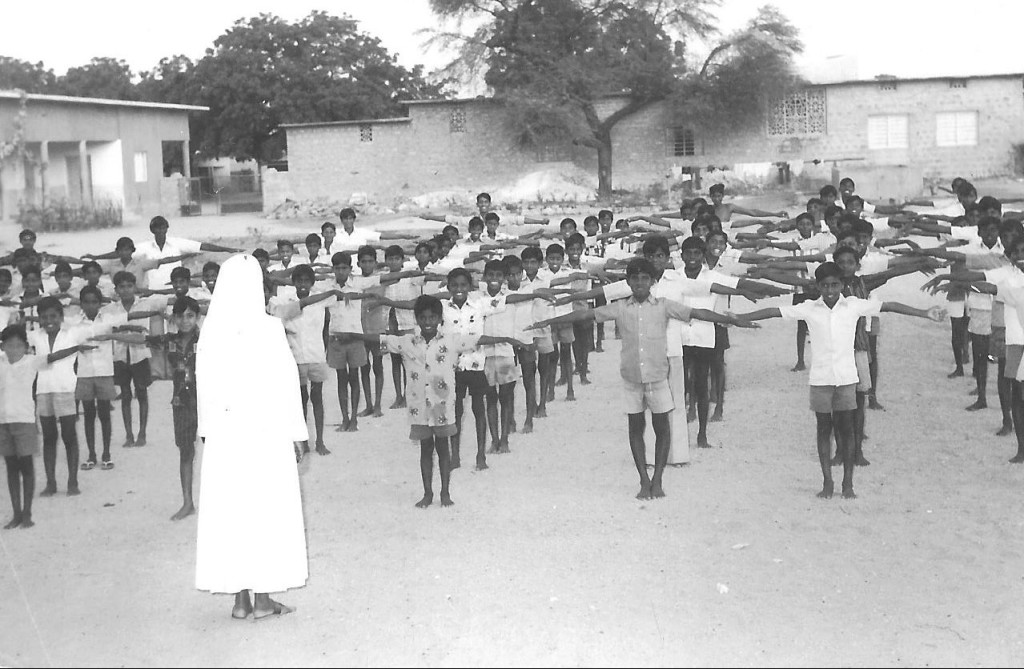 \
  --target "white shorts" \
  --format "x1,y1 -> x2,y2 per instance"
623,378 -> 673,415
